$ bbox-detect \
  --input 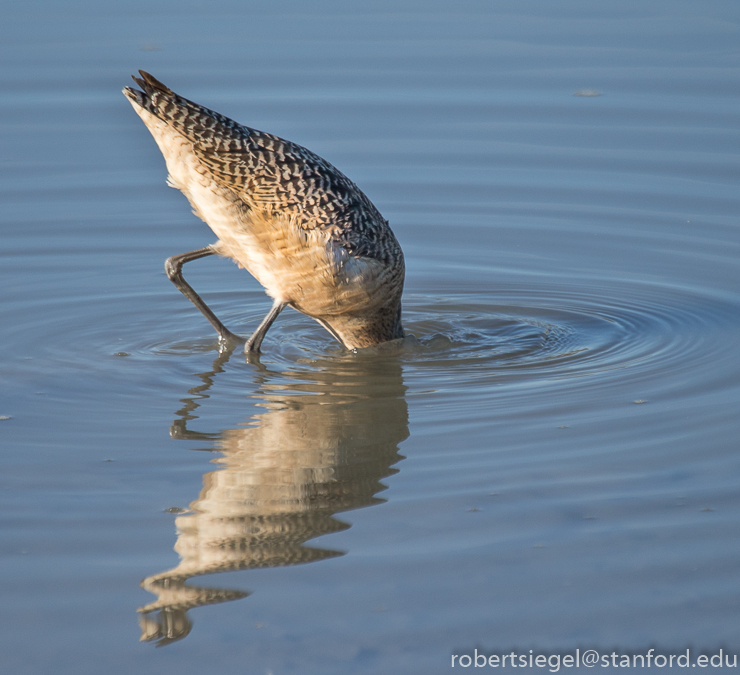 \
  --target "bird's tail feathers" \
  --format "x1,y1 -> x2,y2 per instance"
123,70 -> 246,149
